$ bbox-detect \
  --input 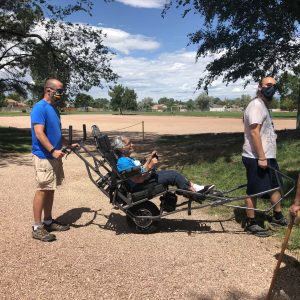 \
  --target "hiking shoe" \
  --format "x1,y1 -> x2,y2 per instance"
198,185 -> 215,194
44,219 -> 70,232
32,225 -> 56,242
270,216 -> 288,227
244,224 -> 272,237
